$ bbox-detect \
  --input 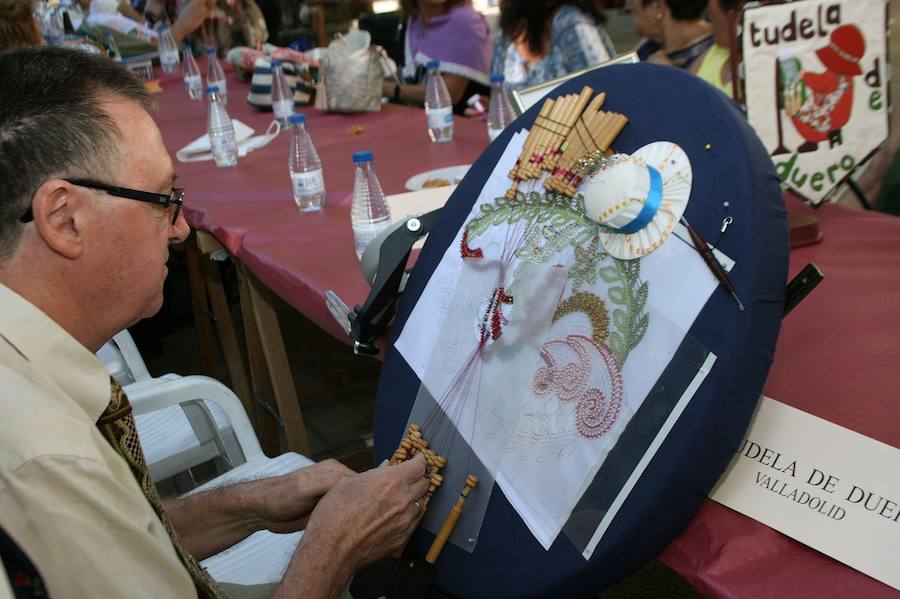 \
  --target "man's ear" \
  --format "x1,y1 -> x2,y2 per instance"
30,180 -> 85,260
